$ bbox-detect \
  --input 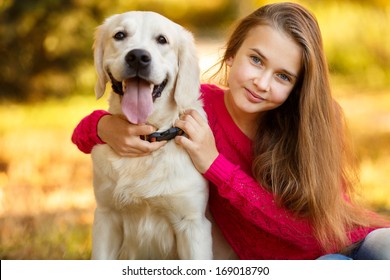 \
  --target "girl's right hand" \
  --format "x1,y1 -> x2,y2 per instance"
97,114 -> 166,157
